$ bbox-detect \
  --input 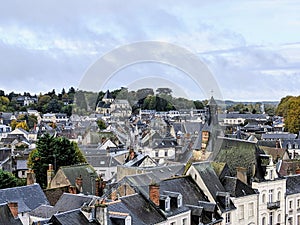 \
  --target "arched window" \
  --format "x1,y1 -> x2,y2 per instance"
262,217 -> 266,225
277,214 -> 281,223
262,193 -> 266,203
277,191 -> 281,201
